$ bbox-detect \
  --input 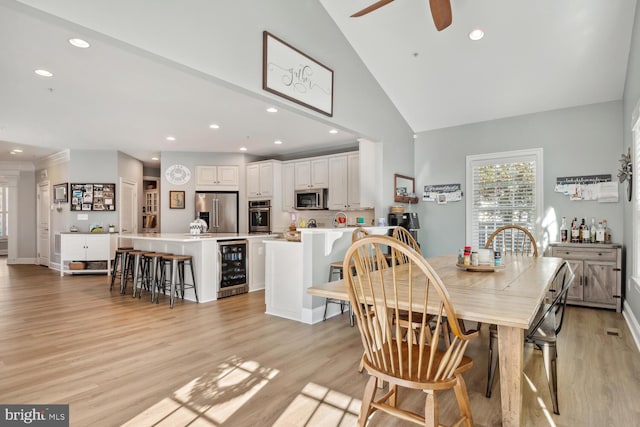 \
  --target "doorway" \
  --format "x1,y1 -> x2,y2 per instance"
36,181 -> 50,266
119,178 -> 137,234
